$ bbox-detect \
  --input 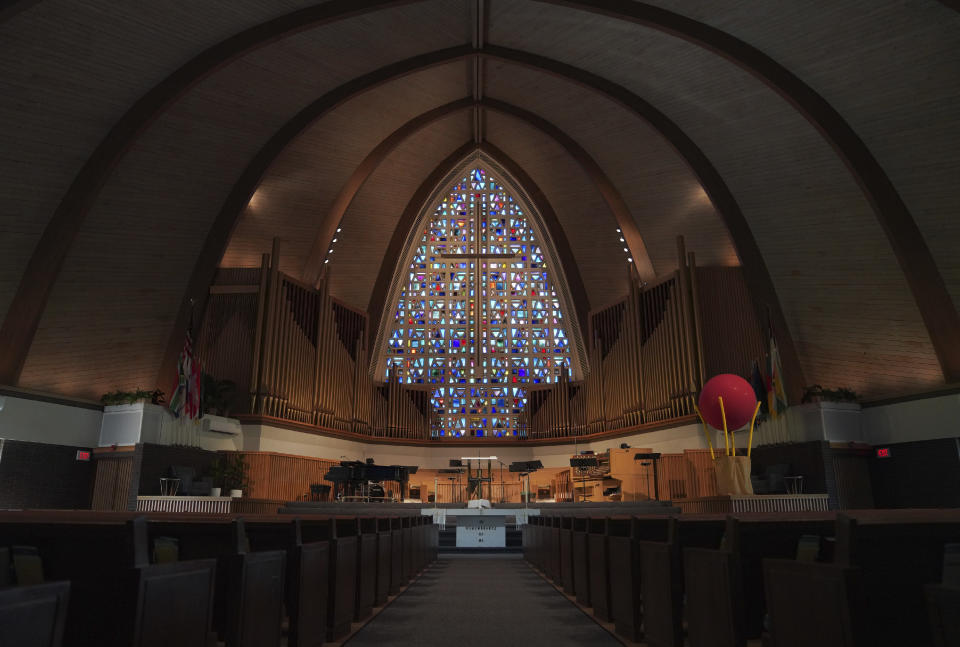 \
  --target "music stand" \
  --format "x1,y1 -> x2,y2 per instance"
569,456 -> 598,502
633,452 -> 662,501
